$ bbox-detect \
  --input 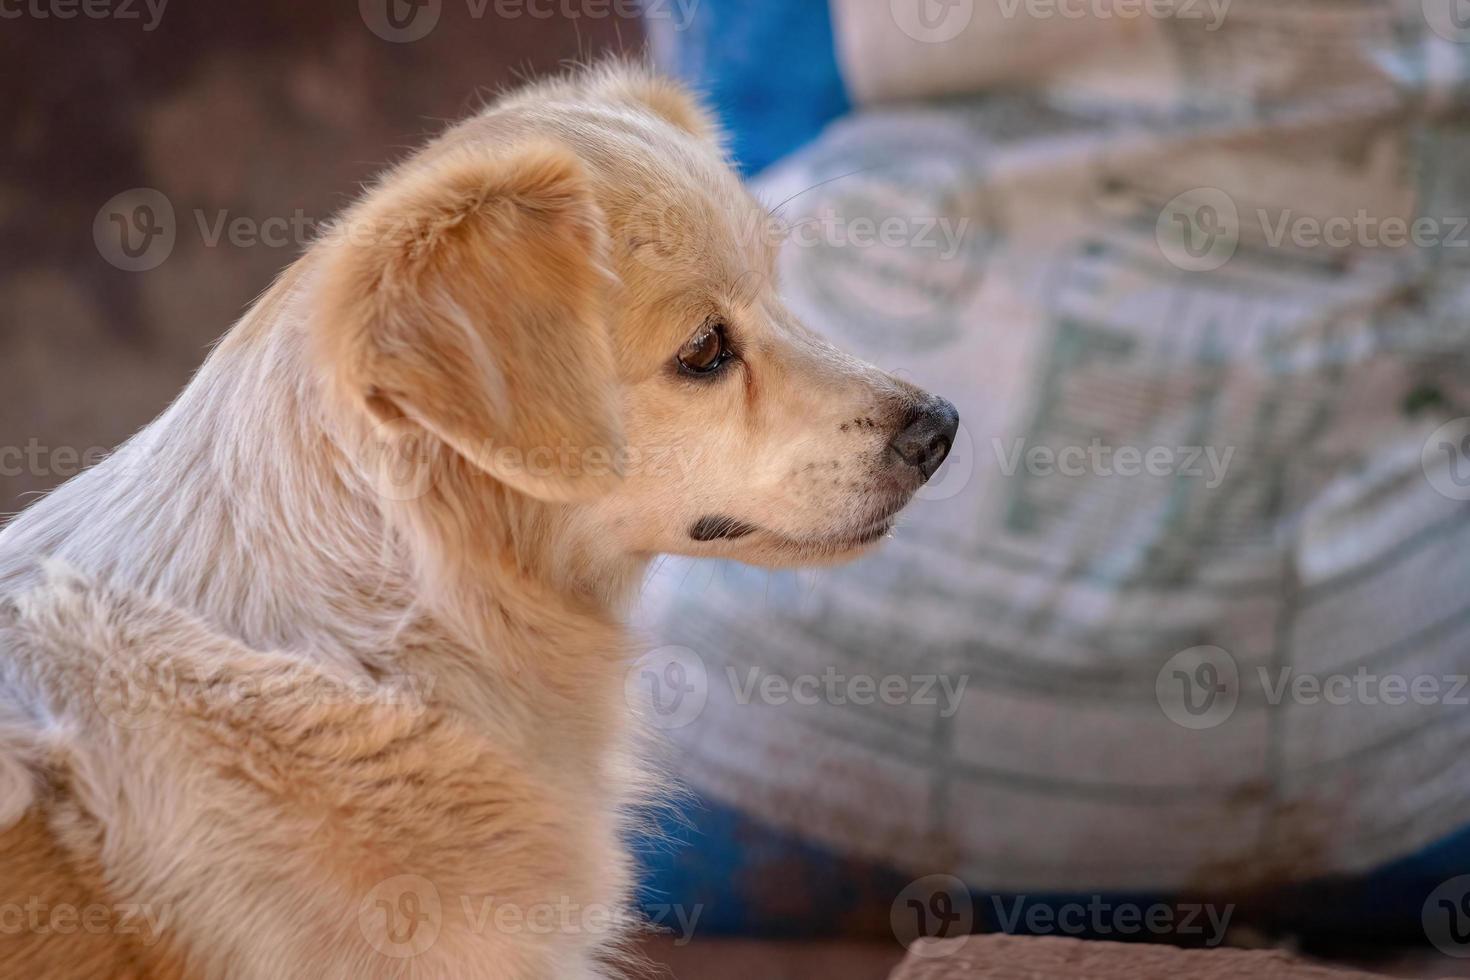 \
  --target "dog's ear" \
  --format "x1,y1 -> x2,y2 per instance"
313,143 -> 623,502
